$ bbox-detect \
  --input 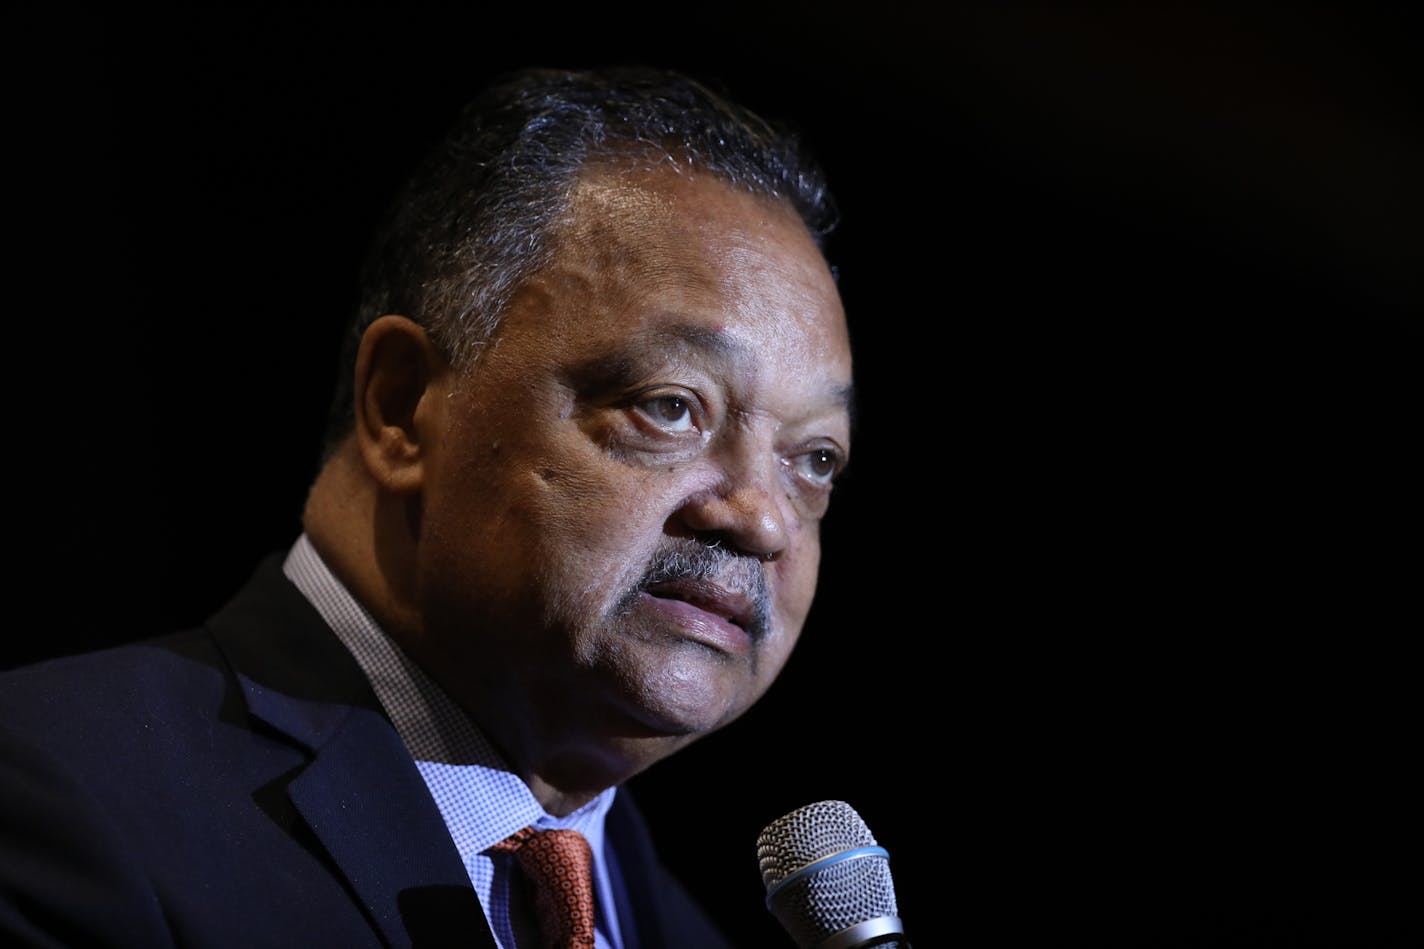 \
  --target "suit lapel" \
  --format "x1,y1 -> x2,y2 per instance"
607,789 -> 674,947
208,554 -> 495,949
285,701 -> 492,949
